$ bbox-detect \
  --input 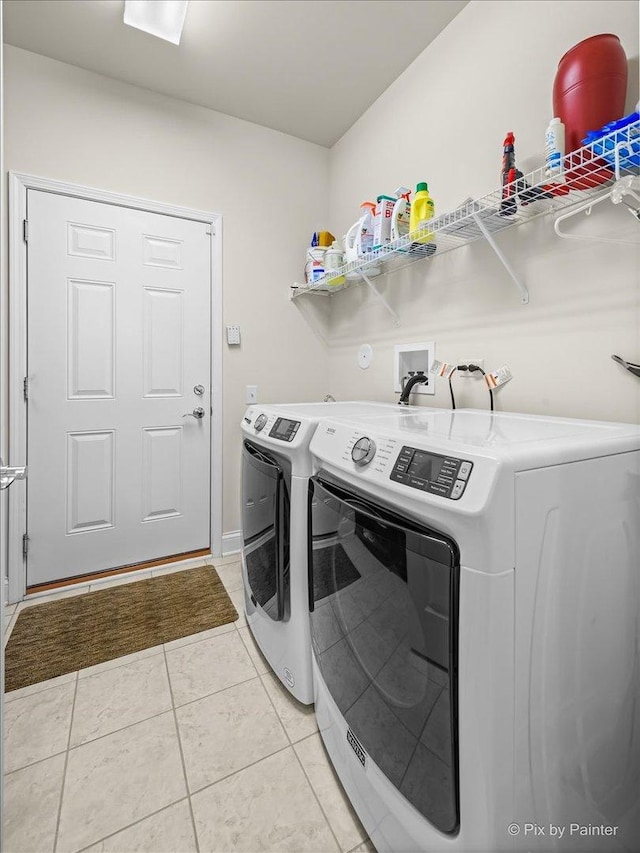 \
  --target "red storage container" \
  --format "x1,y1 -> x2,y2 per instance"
553,33 -> 628,153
